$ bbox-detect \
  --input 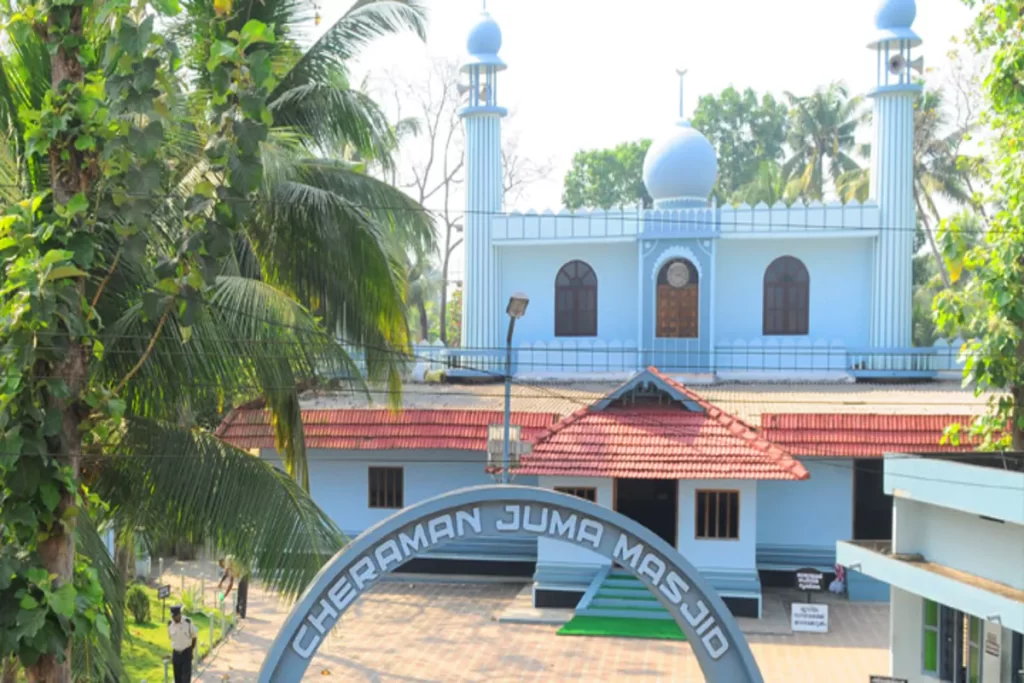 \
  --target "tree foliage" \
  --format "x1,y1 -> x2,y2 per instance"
691,87 -> 789,203
935,0 -> 1024,450
562,139 -> 652,210
0,0 -> 429,679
